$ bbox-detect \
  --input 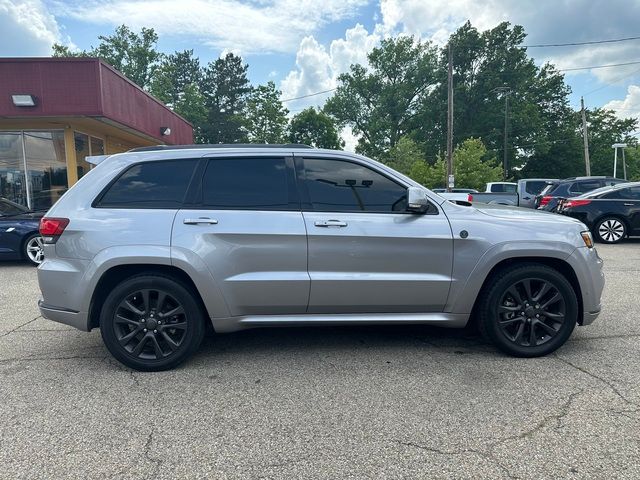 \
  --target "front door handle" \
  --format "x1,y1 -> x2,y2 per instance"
624,203 -> 634,206
314,220 -> 348,228
183,218 -> 219,225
